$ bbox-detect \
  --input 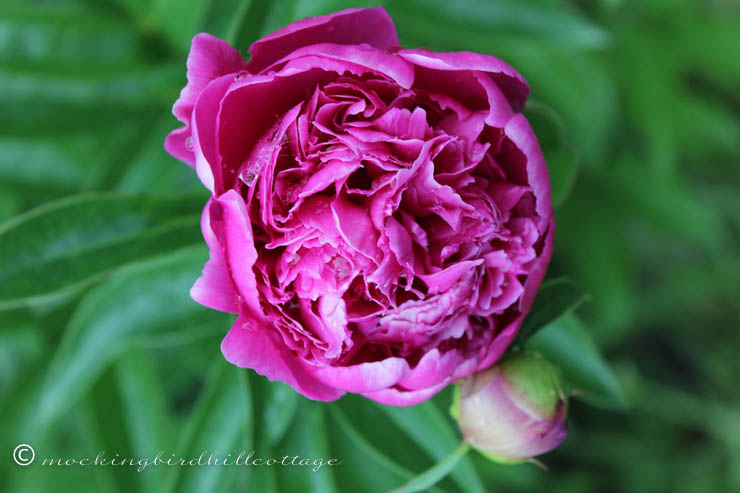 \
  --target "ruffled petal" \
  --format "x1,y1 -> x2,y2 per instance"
264,43 -> 414,89
504,114 -> 555,313
399,49 -> 530,112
